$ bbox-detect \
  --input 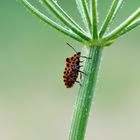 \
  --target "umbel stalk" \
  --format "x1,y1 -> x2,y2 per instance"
69,45 -> 103,140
